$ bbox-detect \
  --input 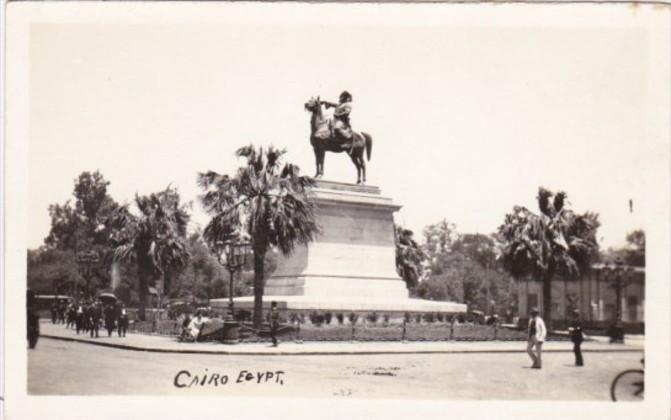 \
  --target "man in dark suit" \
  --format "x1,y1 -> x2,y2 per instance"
75,302 -> 84,334
568,309 -> 584,366
90,300 -> 102,338
116,303 -> 129,337
50,302 -> 58,324
269,301 -> 280,347
27,290 -> 40,349
104,304 -> 116,337
82,302 -> 92,334
58,302 -> 66,324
